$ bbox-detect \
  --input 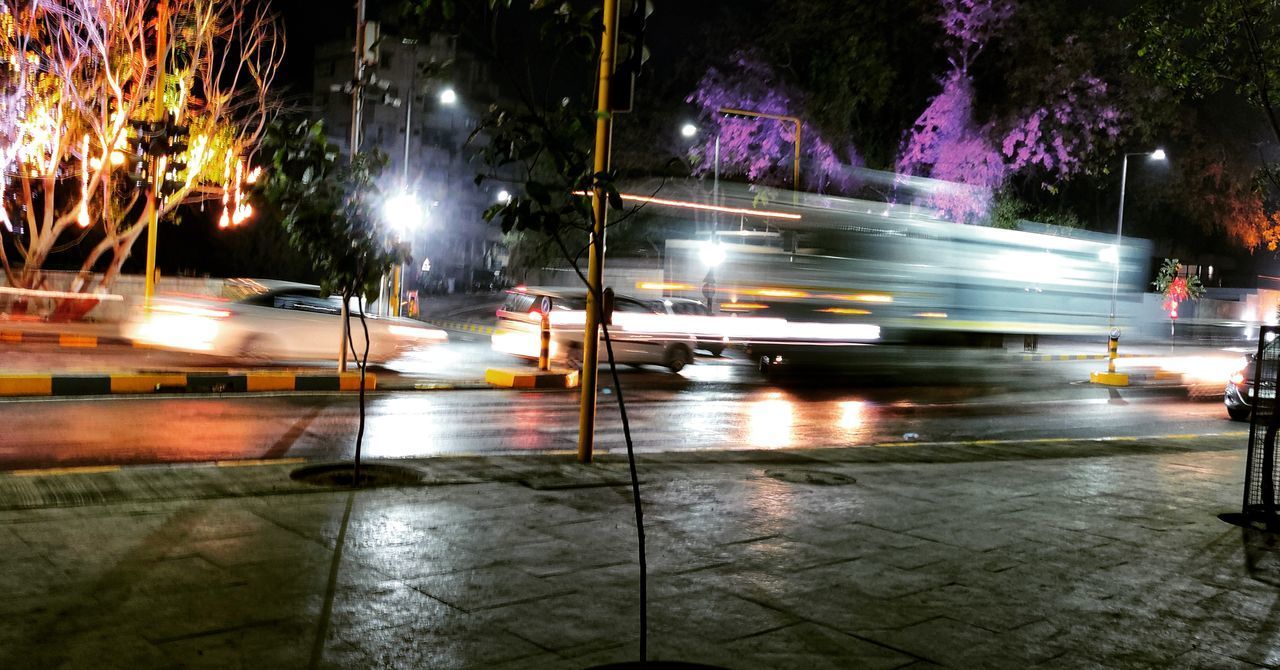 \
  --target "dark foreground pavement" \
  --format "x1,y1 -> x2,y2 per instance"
0,435 -> 1274,669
